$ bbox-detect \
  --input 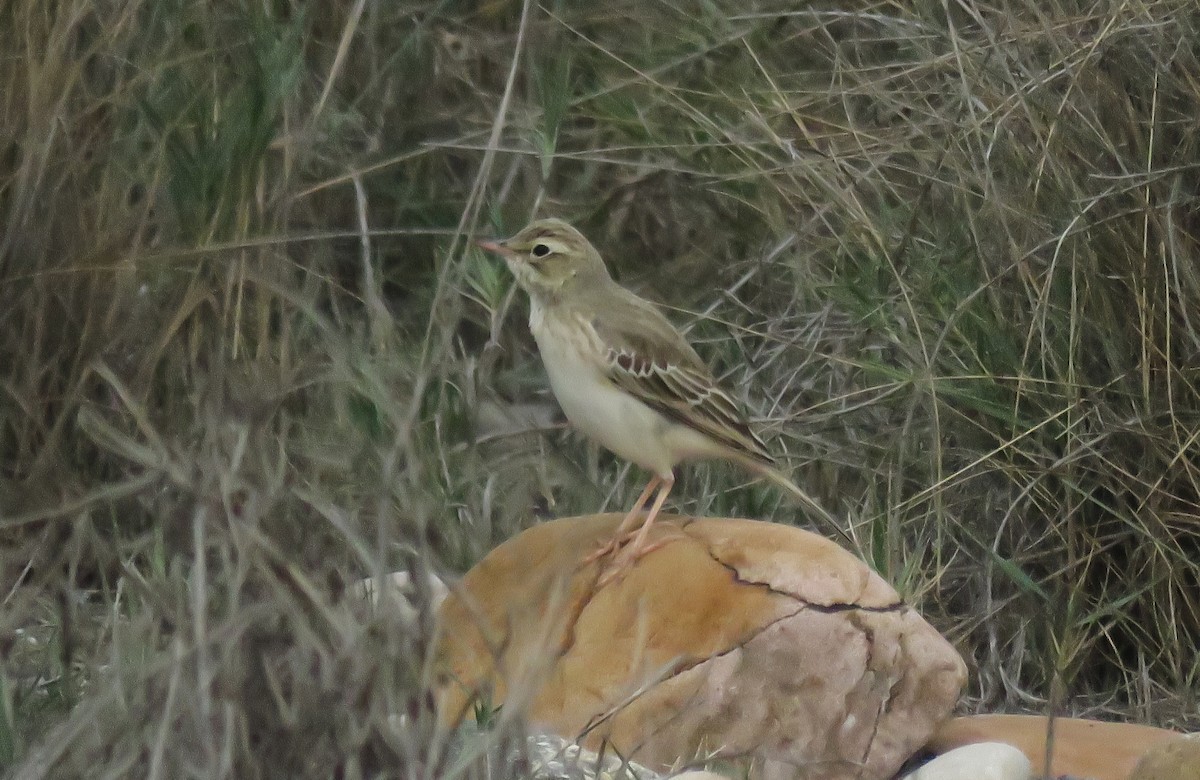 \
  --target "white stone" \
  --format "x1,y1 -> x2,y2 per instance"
901,742 -> 1032,780
353,569 -> 448,624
